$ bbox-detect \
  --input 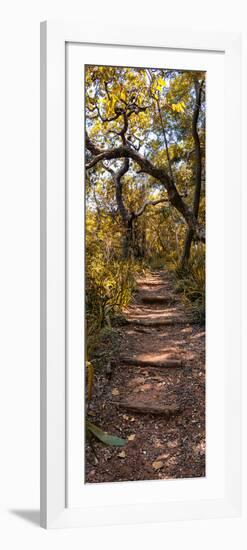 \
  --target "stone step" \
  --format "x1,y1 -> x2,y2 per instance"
115,401 -> 181,416
126,317 -> 188,327
141,295 -> 175,305
136,281 -> 168,287
120,353 -> 182,368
